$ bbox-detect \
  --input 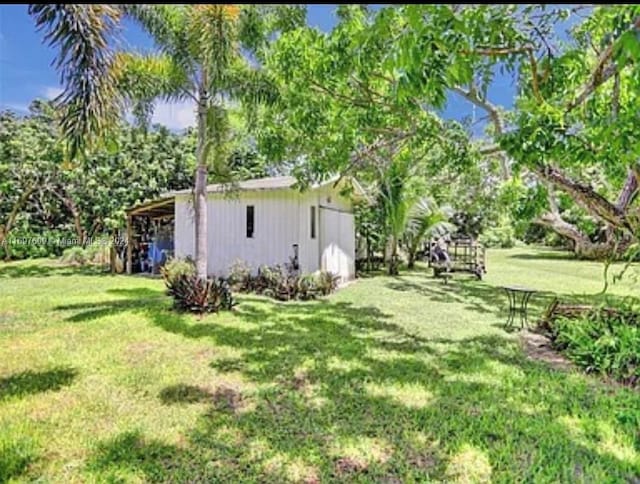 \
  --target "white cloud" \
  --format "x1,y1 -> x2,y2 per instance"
35,87 -> 195,131
42,86 -> 63,100
151,99 -> 196,131
1,103 -> 29,113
